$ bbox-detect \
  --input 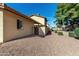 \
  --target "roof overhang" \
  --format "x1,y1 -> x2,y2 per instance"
0,4 -> 40,24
